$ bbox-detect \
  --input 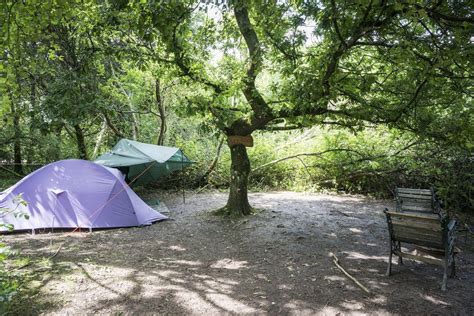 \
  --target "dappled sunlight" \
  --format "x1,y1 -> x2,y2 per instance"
210,258 -> 248,270
161,259 -> 202,267
168,245 -> 186,251
202,279 -> 234,293
206,293 -> 257,313
324,275 -> 346,282
369,295 -> 388,304
174,290 -> 221,314
422,294 -> 449,306
3,191 -> 472,314
343,251 -> 387,261
156,270 -> 183,278
340,299 -> 365,311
